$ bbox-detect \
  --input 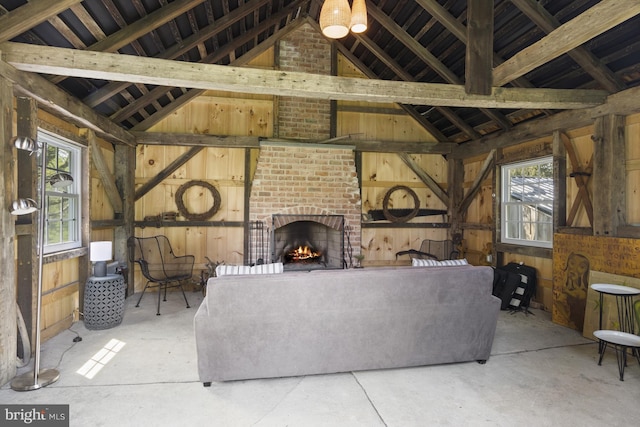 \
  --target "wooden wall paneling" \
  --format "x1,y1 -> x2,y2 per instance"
626,114 -> 640,224
41,257 -> 79,338
206,225 -> 244,265
186,226 -> 207,276
337,103 -> 439,144
164,145 -> 189,179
